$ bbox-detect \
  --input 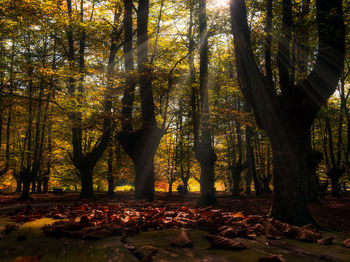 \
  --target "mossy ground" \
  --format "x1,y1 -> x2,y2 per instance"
126,229 -> 350,262
0,217 -> 137,262
1,217 -> 350,261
